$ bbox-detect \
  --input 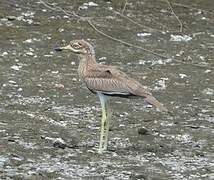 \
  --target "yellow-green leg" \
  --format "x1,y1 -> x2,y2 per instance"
97,93 -> 110,154
103,99 -> 112,150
